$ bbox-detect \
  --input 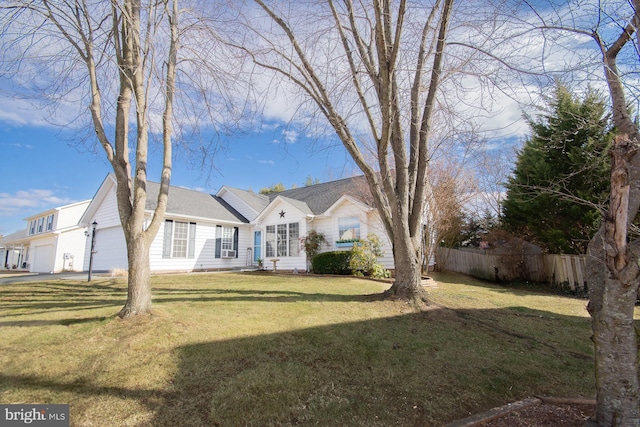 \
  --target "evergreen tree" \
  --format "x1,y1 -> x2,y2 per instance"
502,84 -> 613,254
